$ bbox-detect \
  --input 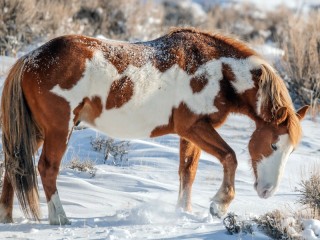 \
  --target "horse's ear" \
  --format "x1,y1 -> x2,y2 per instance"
275,107 -> 288,125
296,105 -> 309,120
